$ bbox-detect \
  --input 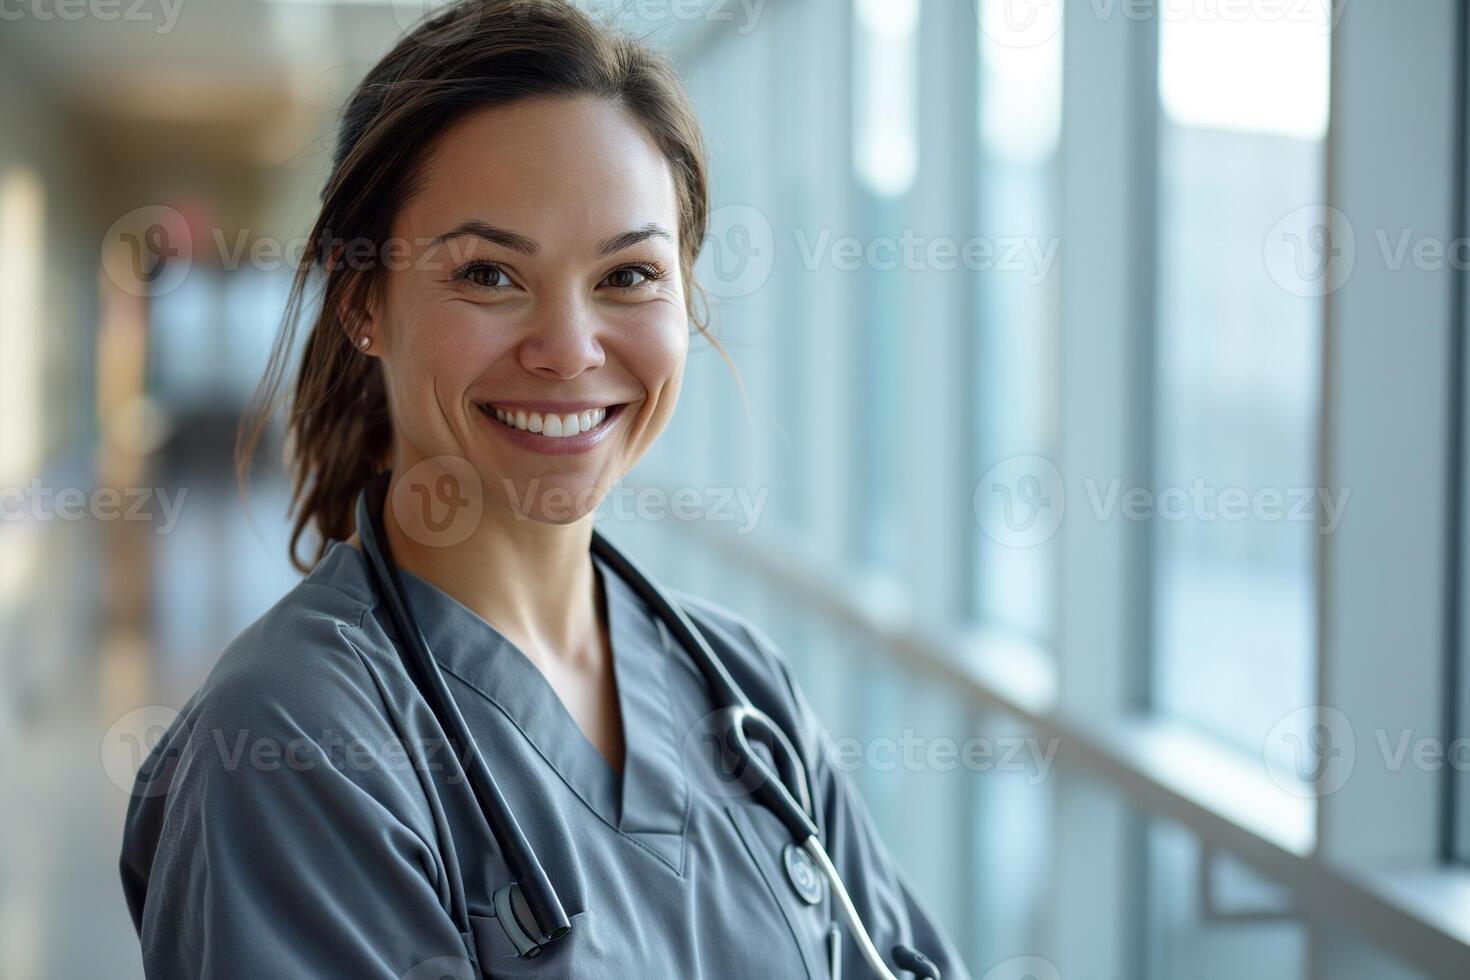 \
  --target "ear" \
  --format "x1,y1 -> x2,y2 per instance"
337,275 -> 382,357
